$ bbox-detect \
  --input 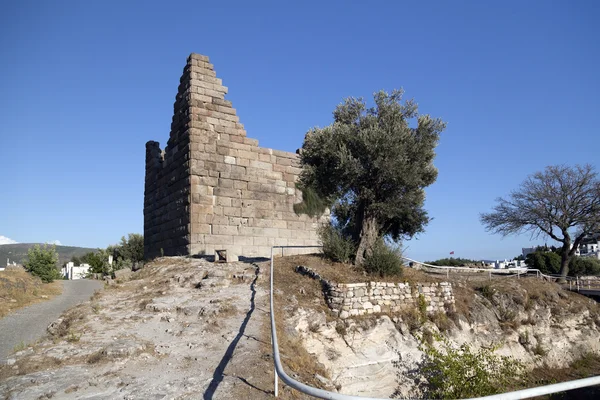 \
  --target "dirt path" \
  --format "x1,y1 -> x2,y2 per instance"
0,258 -> 282,399
0,279 -> 103,362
